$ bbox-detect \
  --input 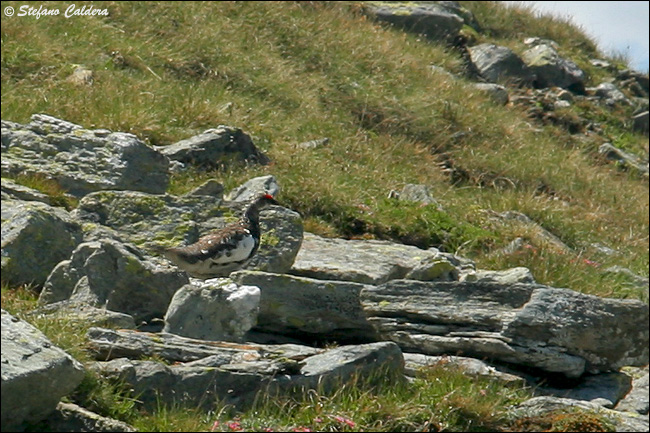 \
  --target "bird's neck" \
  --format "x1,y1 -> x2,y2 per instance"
242,206 -> 262,239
